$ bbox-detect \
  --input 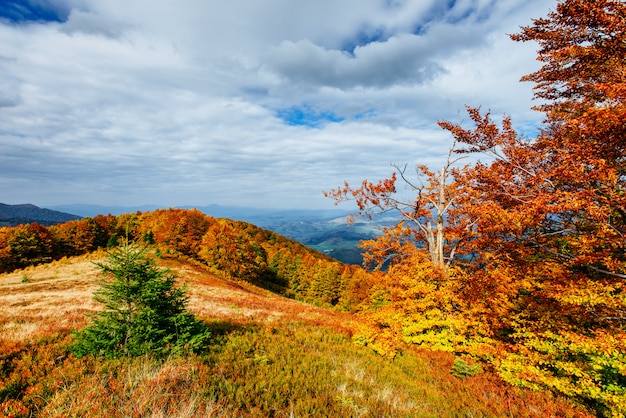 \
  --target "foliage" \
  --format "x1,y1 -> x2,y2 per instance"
326,0 -> 626,415
498,329 -> 626,417
444,1 -> 626,413
0,323 -> 592,417
198,219 -> 270,283
137,208 -> 212,257
71,242 -> 211,358
51,218 -> 105,256
0,223 -> 56,271
325,141 -> 467,270
450,357 -> 482,379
